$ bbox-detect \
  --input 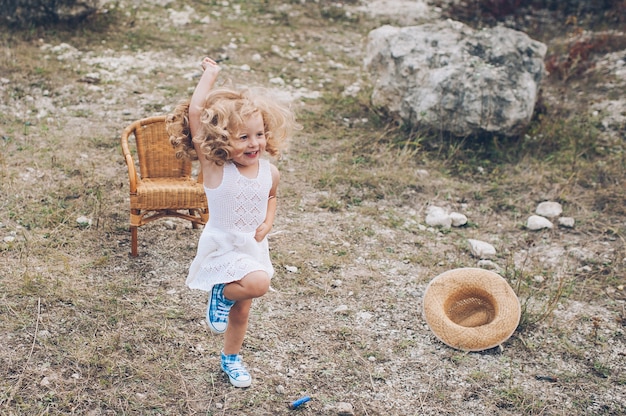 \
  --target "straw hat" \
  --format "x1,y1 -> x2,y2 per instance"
422,268 -> 521,351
